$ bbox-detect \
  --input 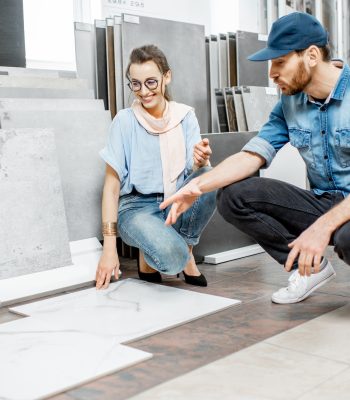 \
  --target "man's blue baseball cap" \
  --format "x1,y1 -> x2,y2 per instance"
248,12 -> 328,61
